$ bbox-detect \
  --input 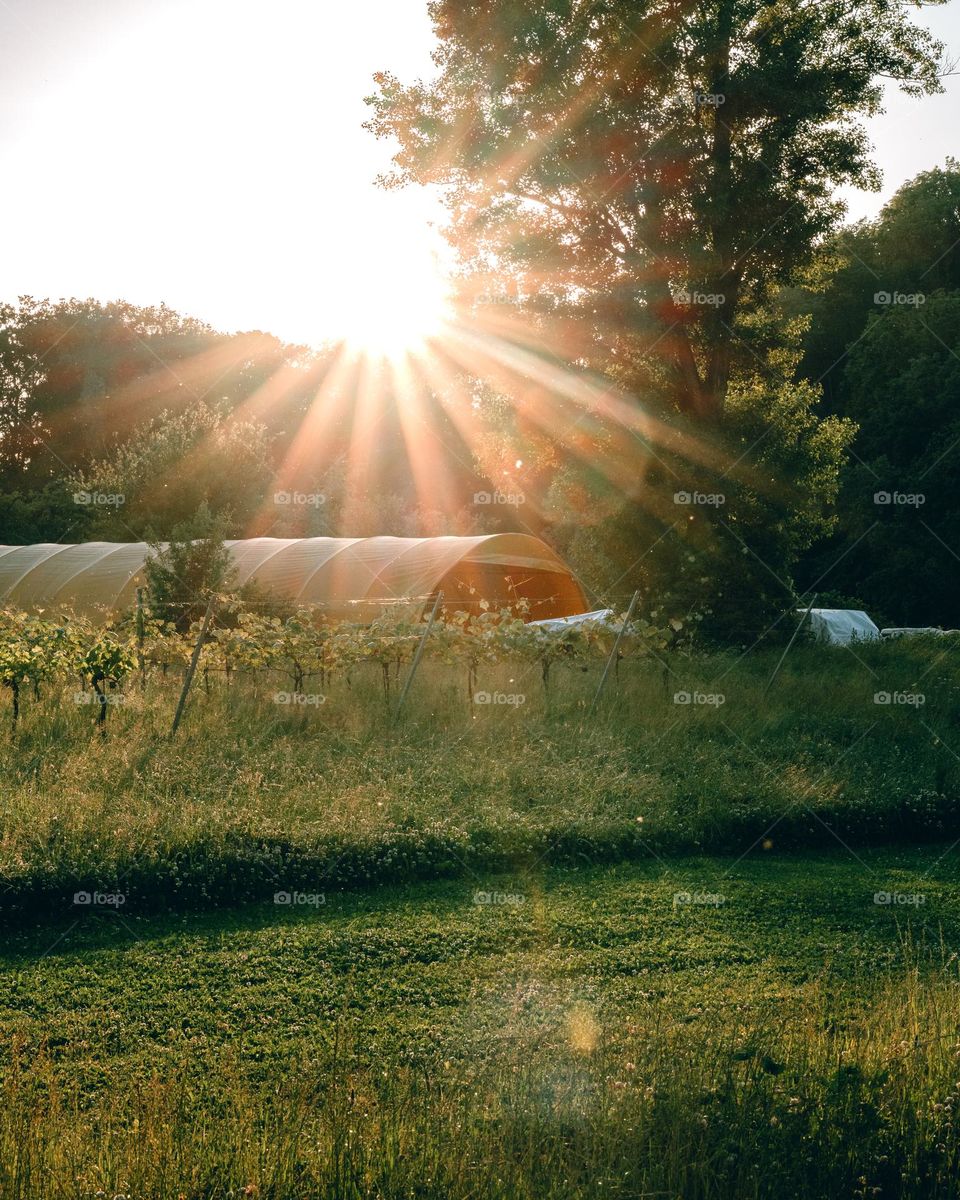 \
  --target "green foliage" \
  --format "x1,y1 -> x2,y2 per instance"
797,163 -> 960,625
0,482 -> 92,544
0,610 -> 135,729
801,160 -> 960,411
70,400 -> 273,539
0,629 -> 957,918
144,504 -> 235,632
0,297 -> 334,543
367,0 -> 930,636
368,0 -> 946,417
0,611 -> 75,726
0,603 -> 959,1197
553,332 -> 855,640
77,627 -> 136,728
0,297 -> 310,487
